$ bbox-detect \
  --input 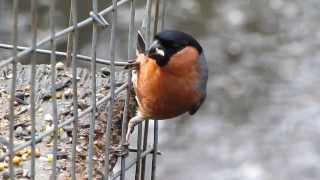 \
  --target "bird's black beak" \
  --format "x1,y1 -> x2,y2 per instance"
147,40 -> 165,58
137,31 -> 146,54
